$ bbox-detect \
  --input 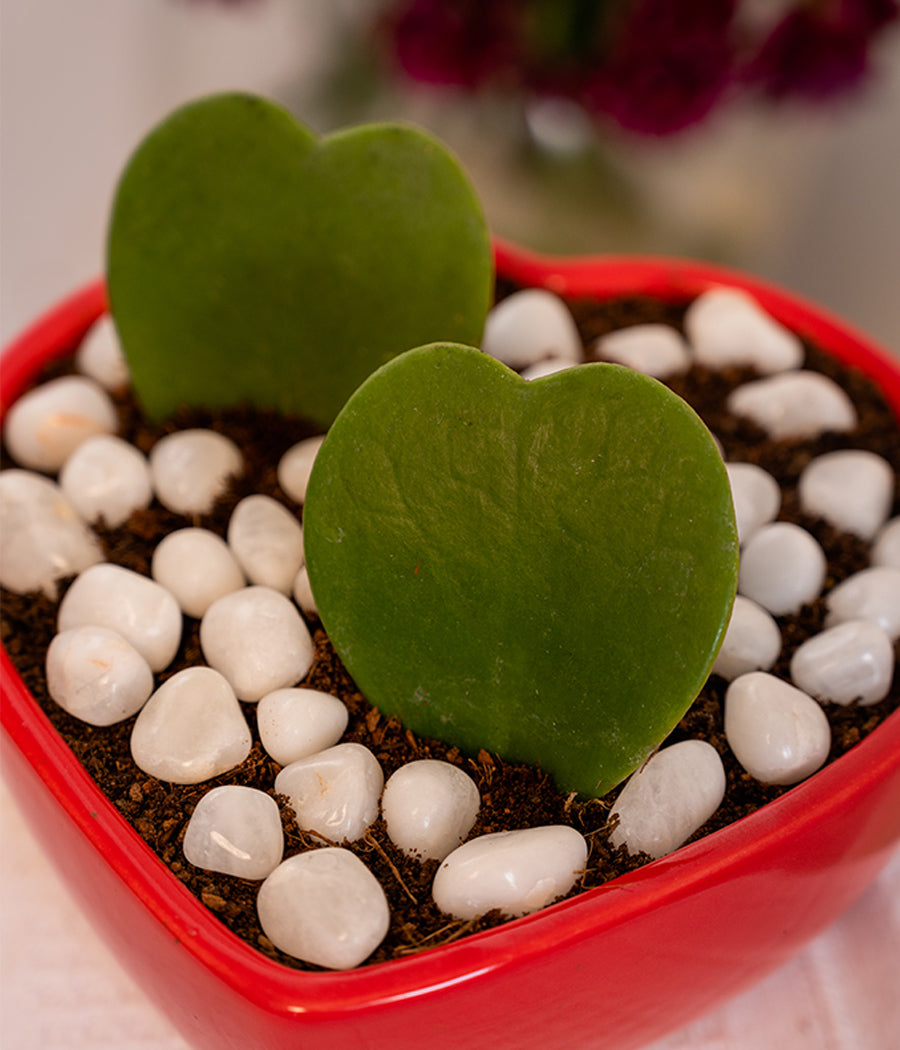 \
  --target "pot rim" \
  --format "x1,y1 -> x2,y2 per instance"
2,253 -> 899,1020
